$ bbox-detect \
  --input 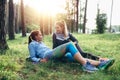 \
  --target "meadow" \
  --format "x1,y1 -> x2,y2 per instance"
0,33 -> 120,80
